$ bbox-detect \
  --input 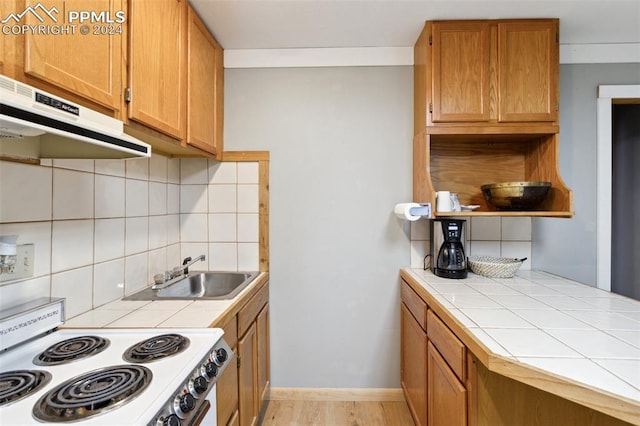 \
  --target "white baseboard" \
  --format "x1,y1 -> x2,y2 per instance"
267,387 -> 405,402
